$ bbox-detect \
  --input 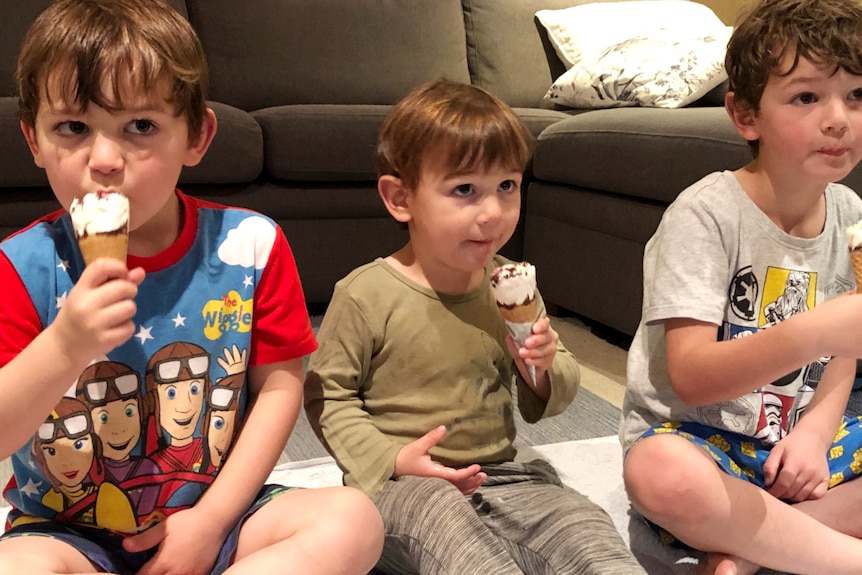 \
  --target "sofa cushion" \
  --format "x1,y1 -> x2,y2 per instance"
187,0 -> 470,112
536,1 -> 731,110
462,0 -> 635,109
535,0 -> 726,69
252,104 -> 571,183
252,105 -> 389,182
532,107 -> 751,204
181,101 -> 263,185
